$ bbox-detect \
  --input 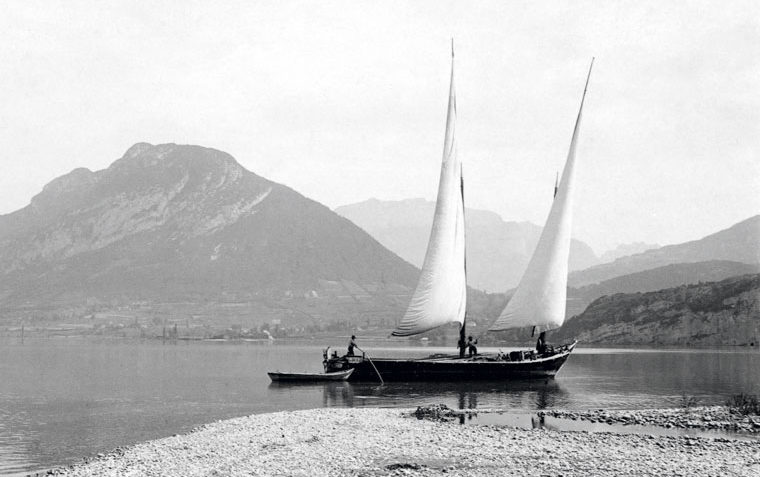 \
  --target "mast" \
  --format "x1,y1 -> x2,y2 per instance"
458,41 -> 466,342
458,37 -> 466,345
392,42 -> 467,337
489,58 -> 594,333
459,162 -> 467,348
